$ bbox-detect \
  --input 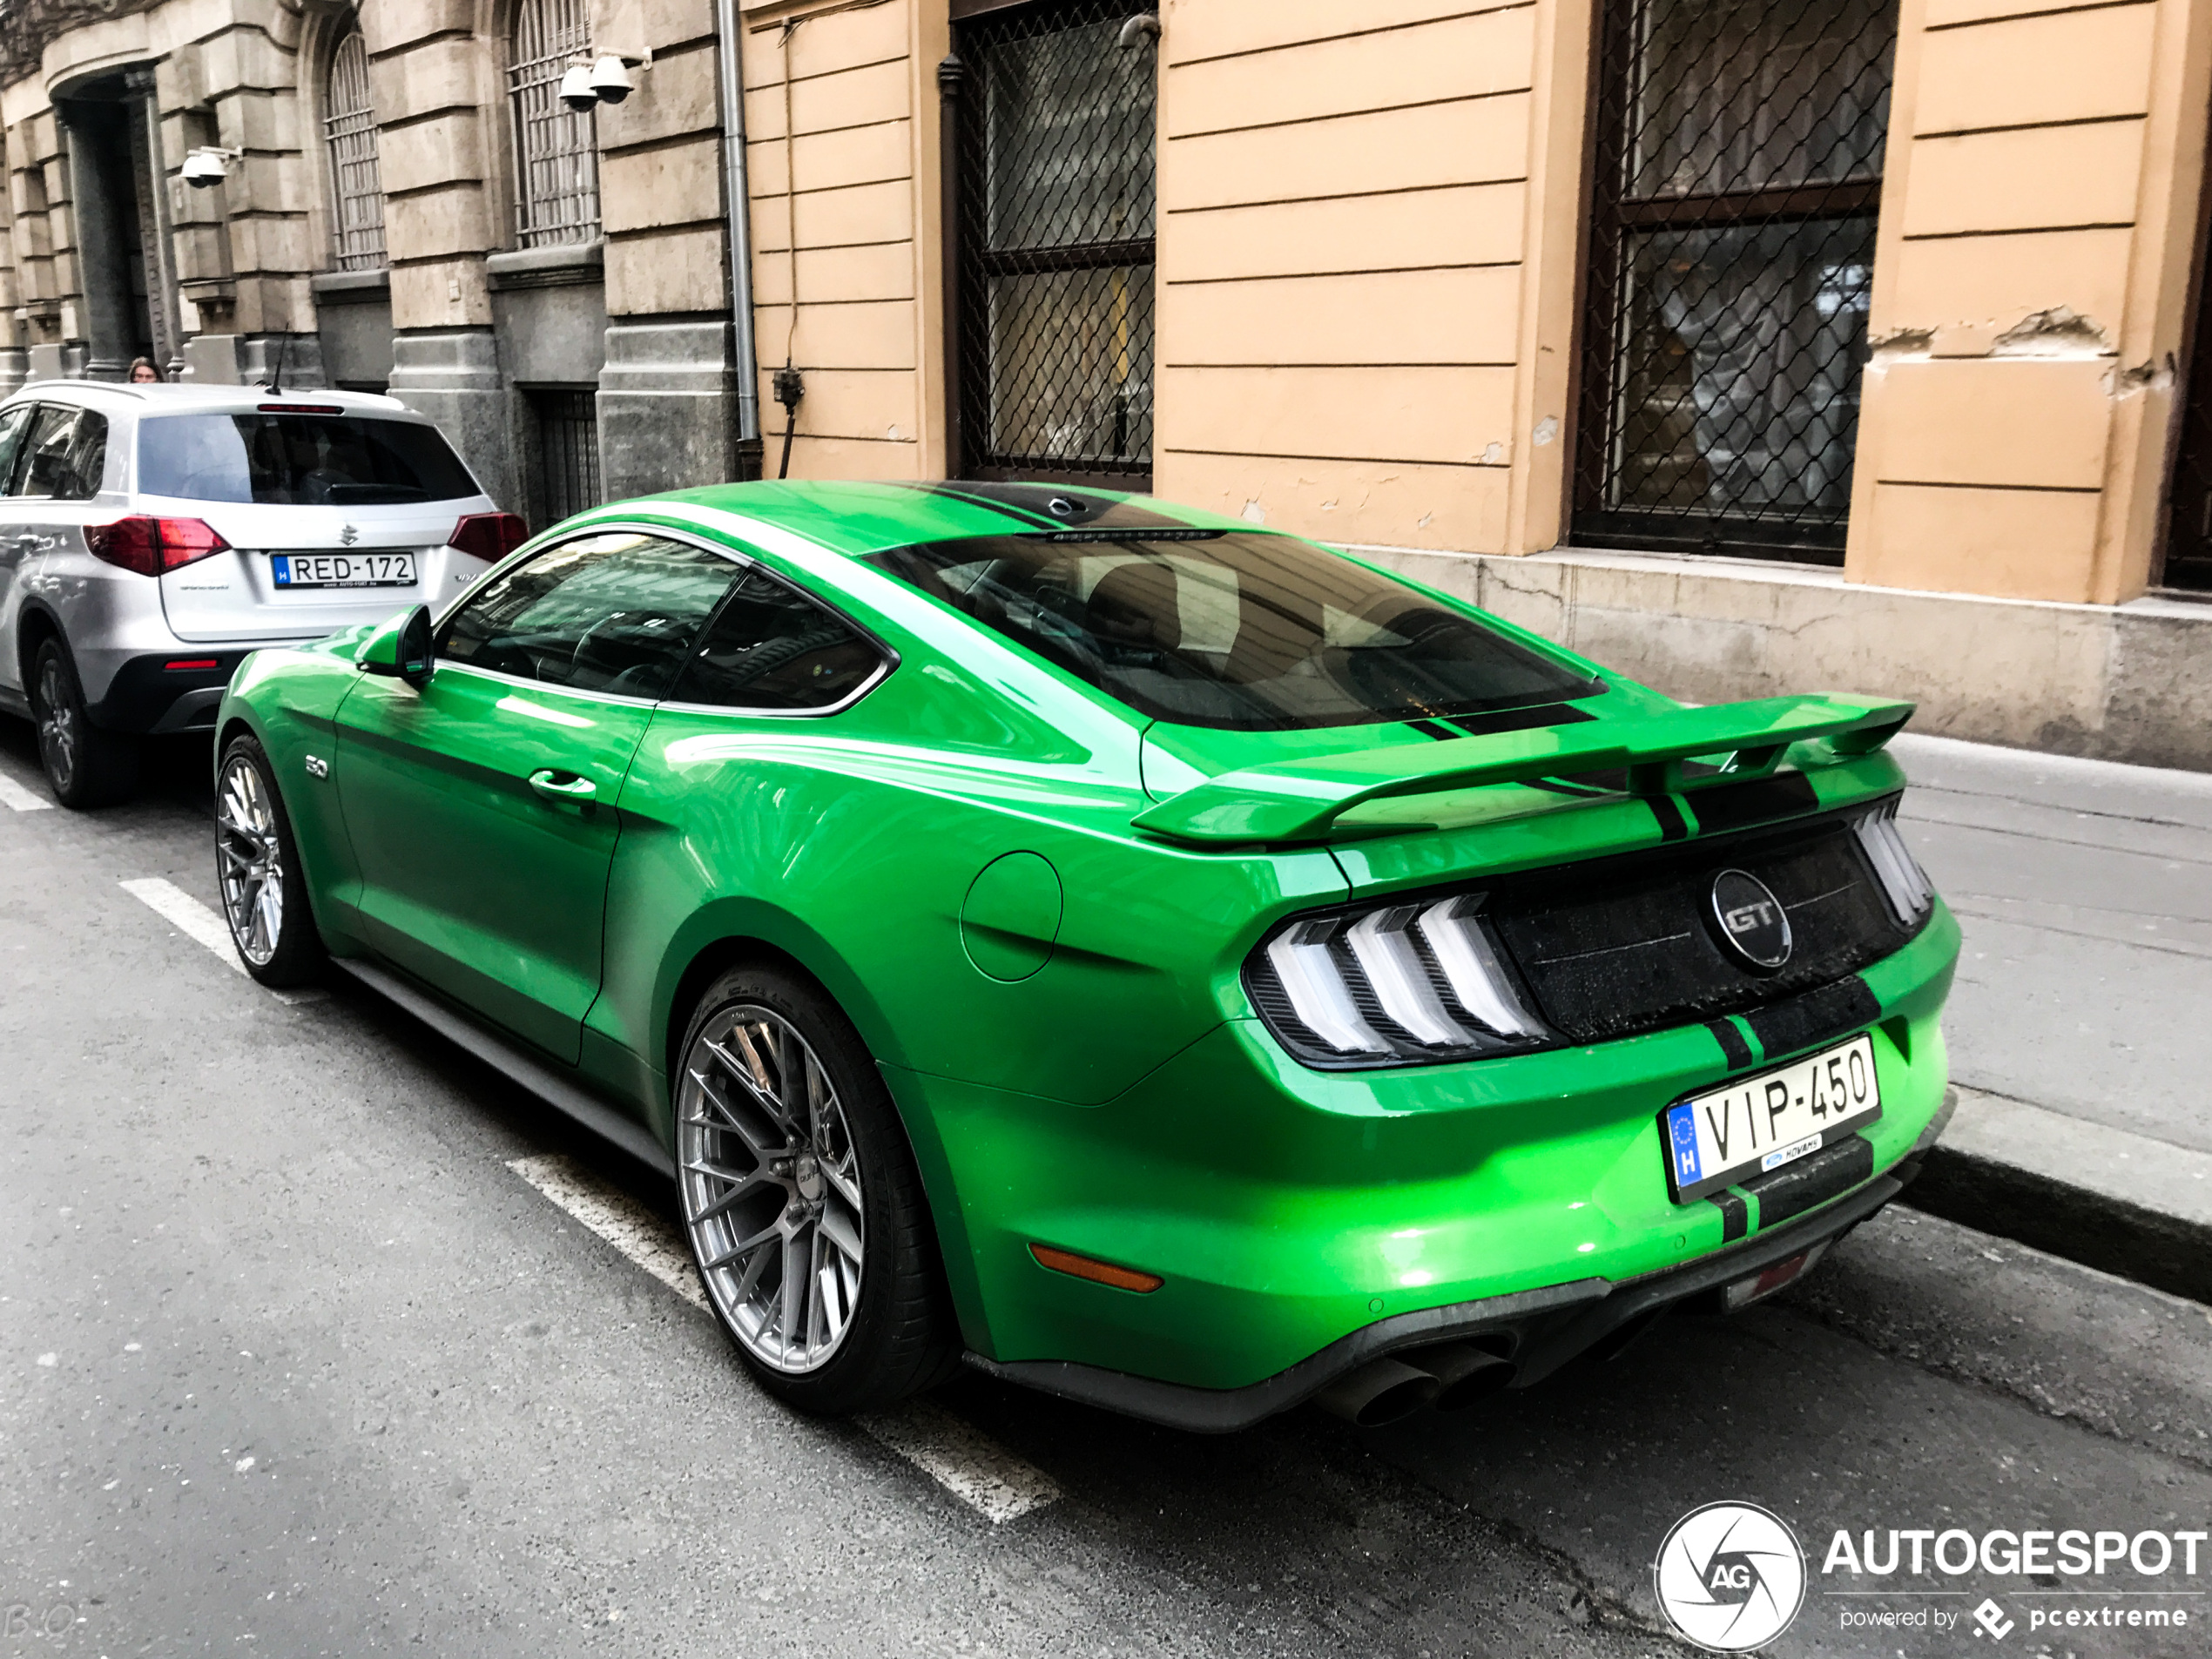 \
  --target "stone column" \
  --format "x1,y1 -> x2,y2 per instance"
124,68 -> 185,379
59,104 -> 132,381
